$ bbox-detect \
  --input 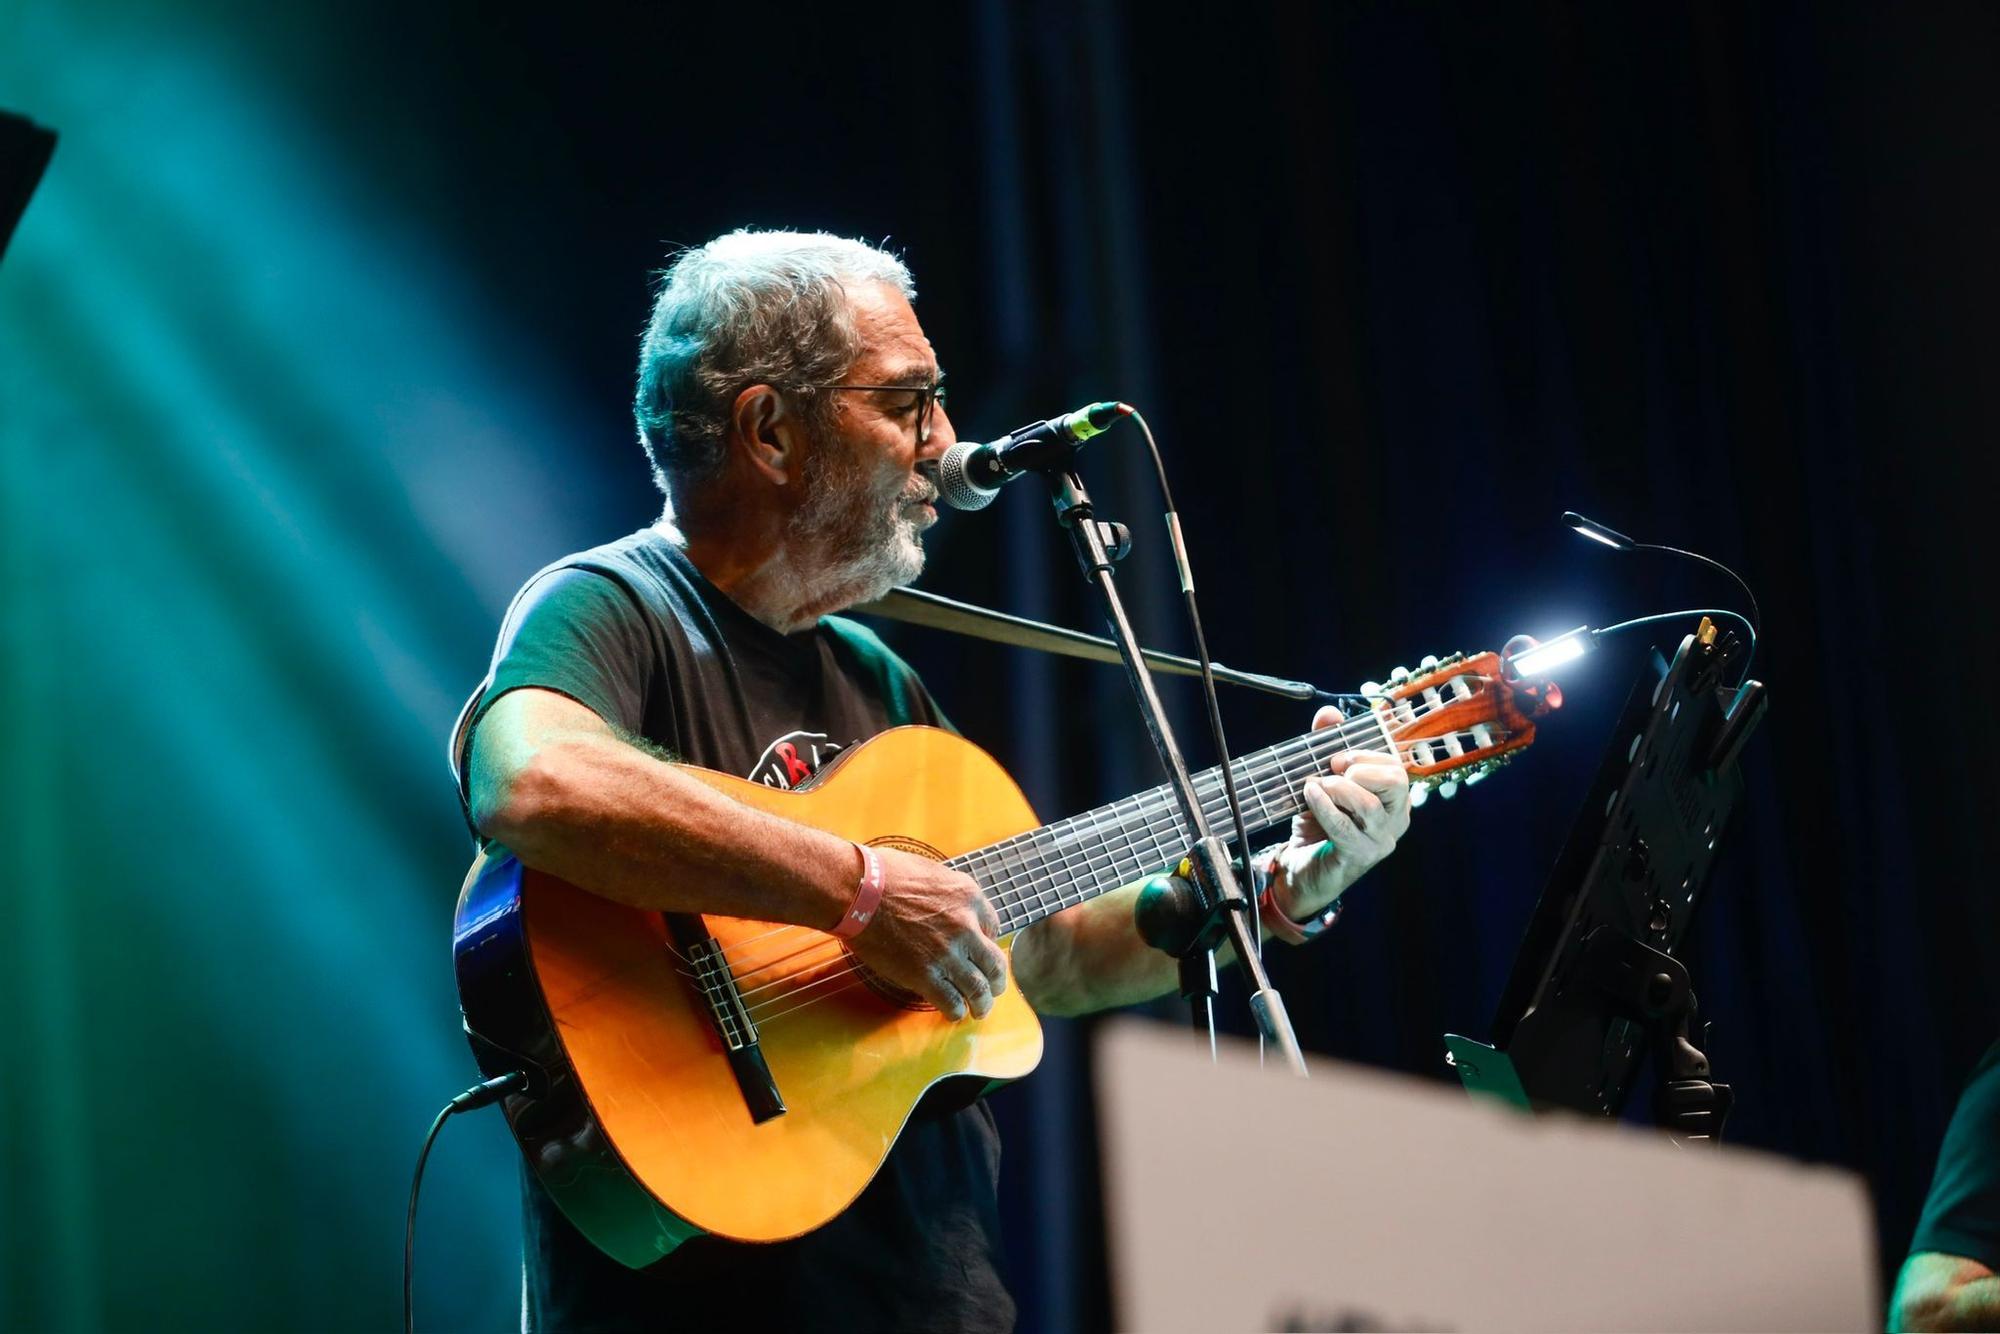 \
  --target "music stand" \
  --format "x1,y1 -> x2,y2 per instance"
1446,618 -> 1767,1143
